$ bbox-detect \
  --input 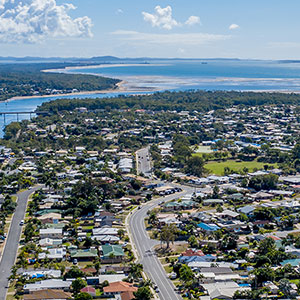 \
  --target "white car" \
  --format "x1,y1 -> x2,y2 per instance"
19,220 -> 24,226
